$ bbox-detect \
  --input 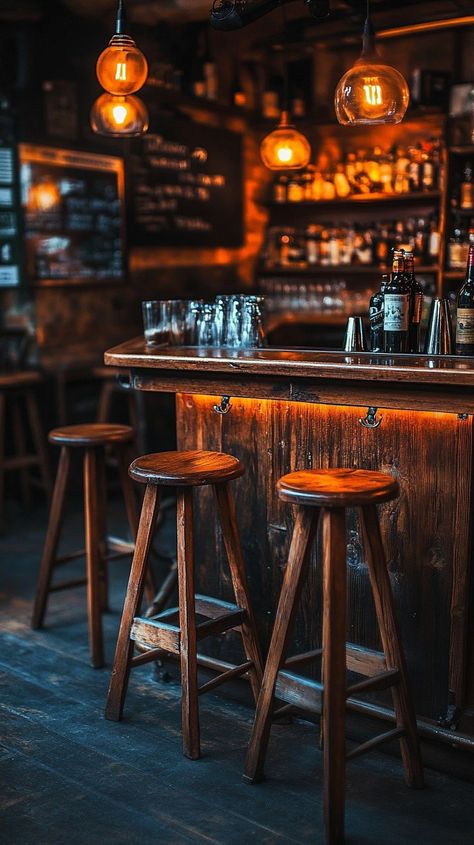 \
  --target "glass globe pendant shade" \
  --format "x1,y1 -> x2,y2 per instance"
90,93 -> 149,137
96,34 -> 148,96
260,111 -> 311,171
334,18 -> 409,125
